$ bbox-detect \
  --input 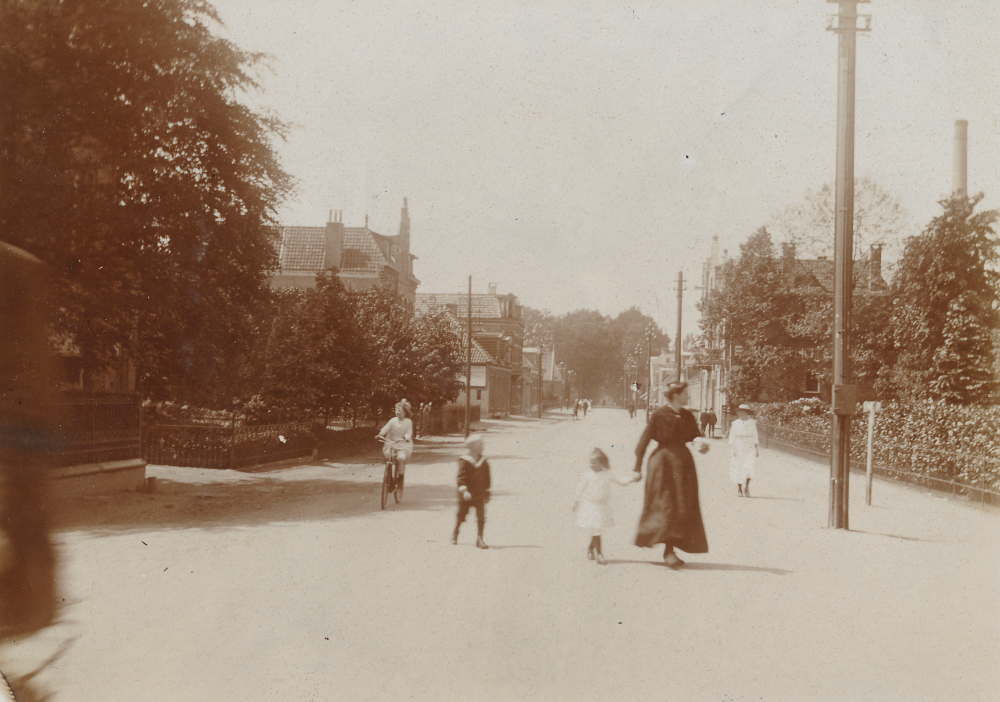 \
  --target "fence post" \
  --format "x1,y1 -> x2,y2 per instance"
863,401 -> 880,506
229,411 -> 237,470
